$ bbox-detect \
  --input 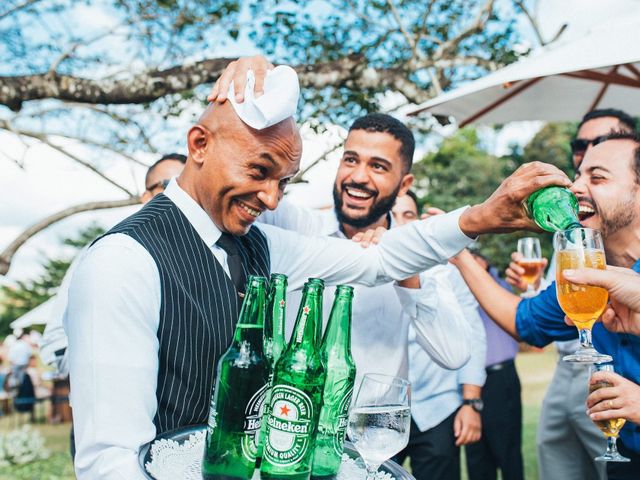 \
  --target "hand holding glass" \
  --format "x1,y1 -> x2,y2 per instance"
589,363 -> 630,462
347,374 -> 411,479
555,228 -> 612,363
516,237 -> 544,297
